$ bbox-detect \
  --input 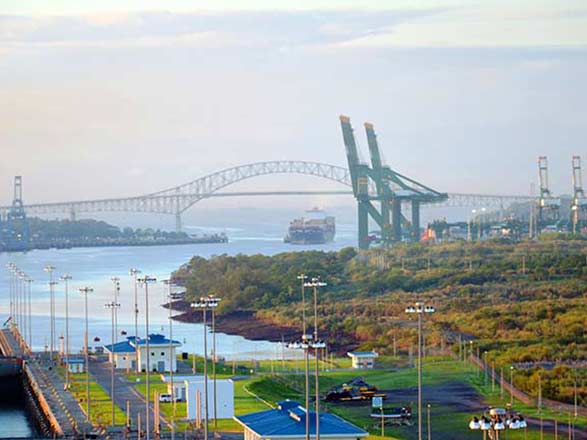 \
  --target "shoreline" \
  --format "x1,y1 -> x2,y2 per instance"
167,302 -> 359,354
